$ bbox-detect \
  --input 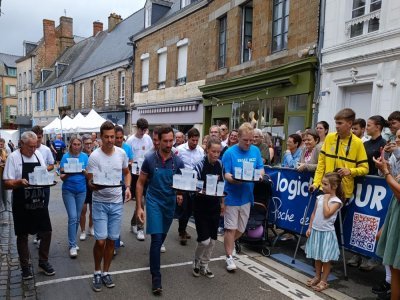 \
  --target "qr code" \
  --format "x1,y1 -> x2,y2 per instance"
349,212 -> 380,252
